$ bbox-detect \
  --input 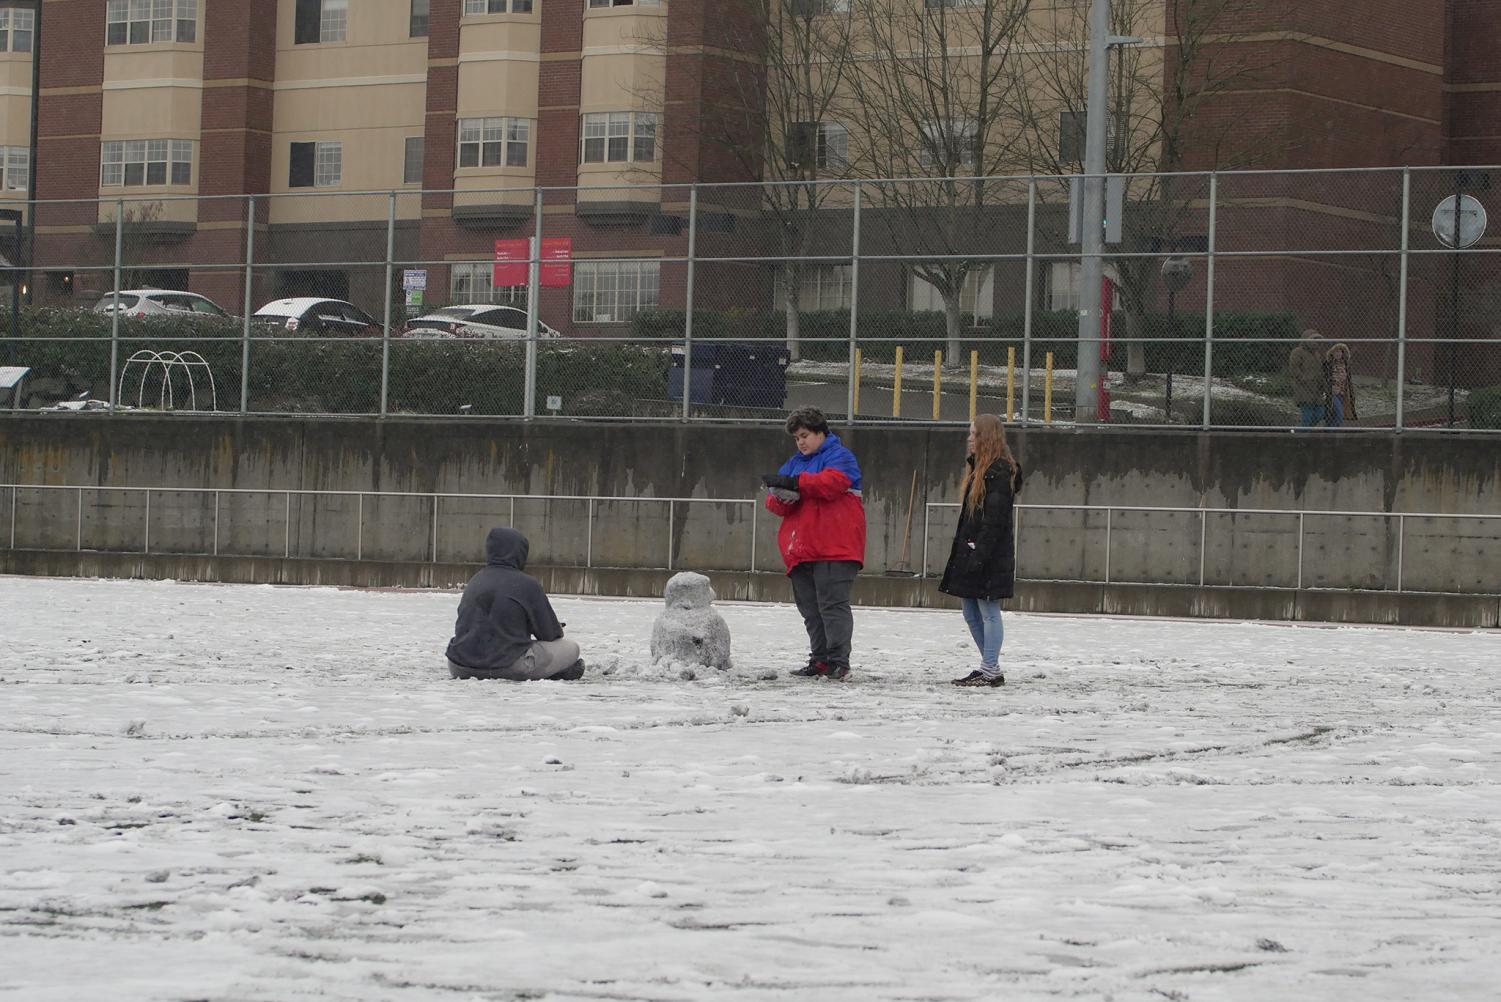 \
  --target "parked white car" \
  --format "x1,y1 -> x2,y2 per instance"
253,298 -> 380,336
94,289 -> 232,319
401,304 -> 560,339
